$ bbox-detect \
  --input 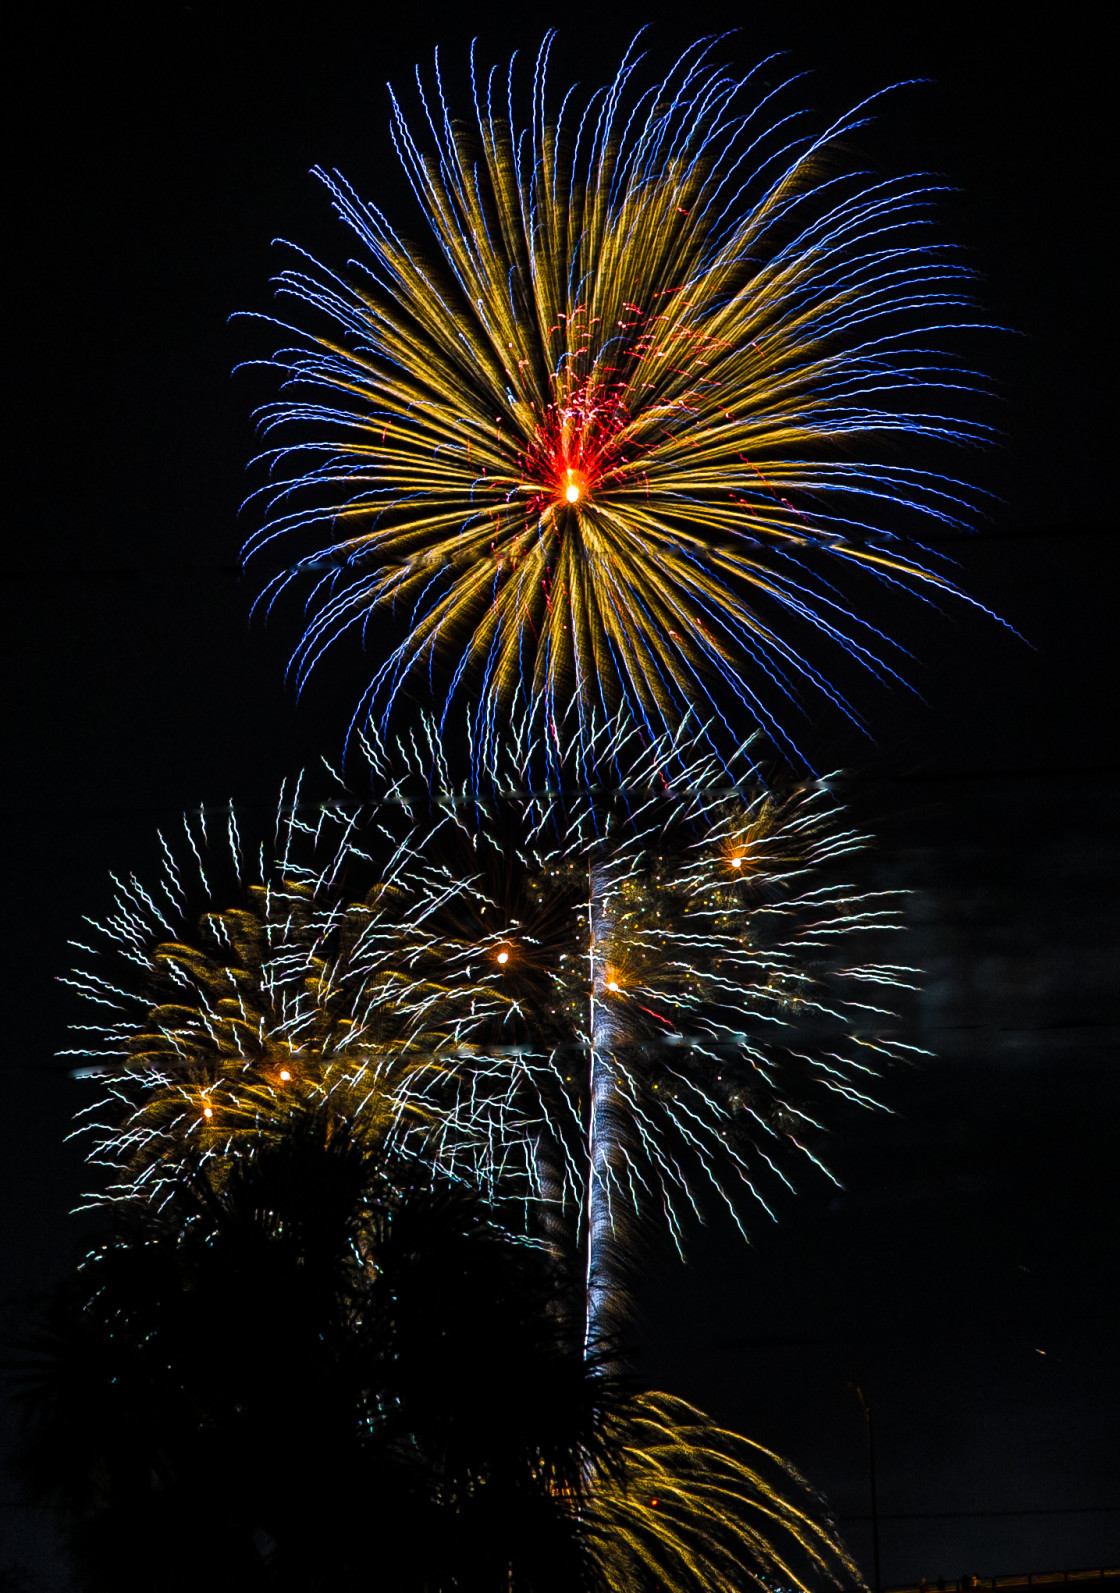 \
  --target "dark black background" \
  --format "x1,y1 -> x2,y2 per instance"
3,4 -> 1116,1587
